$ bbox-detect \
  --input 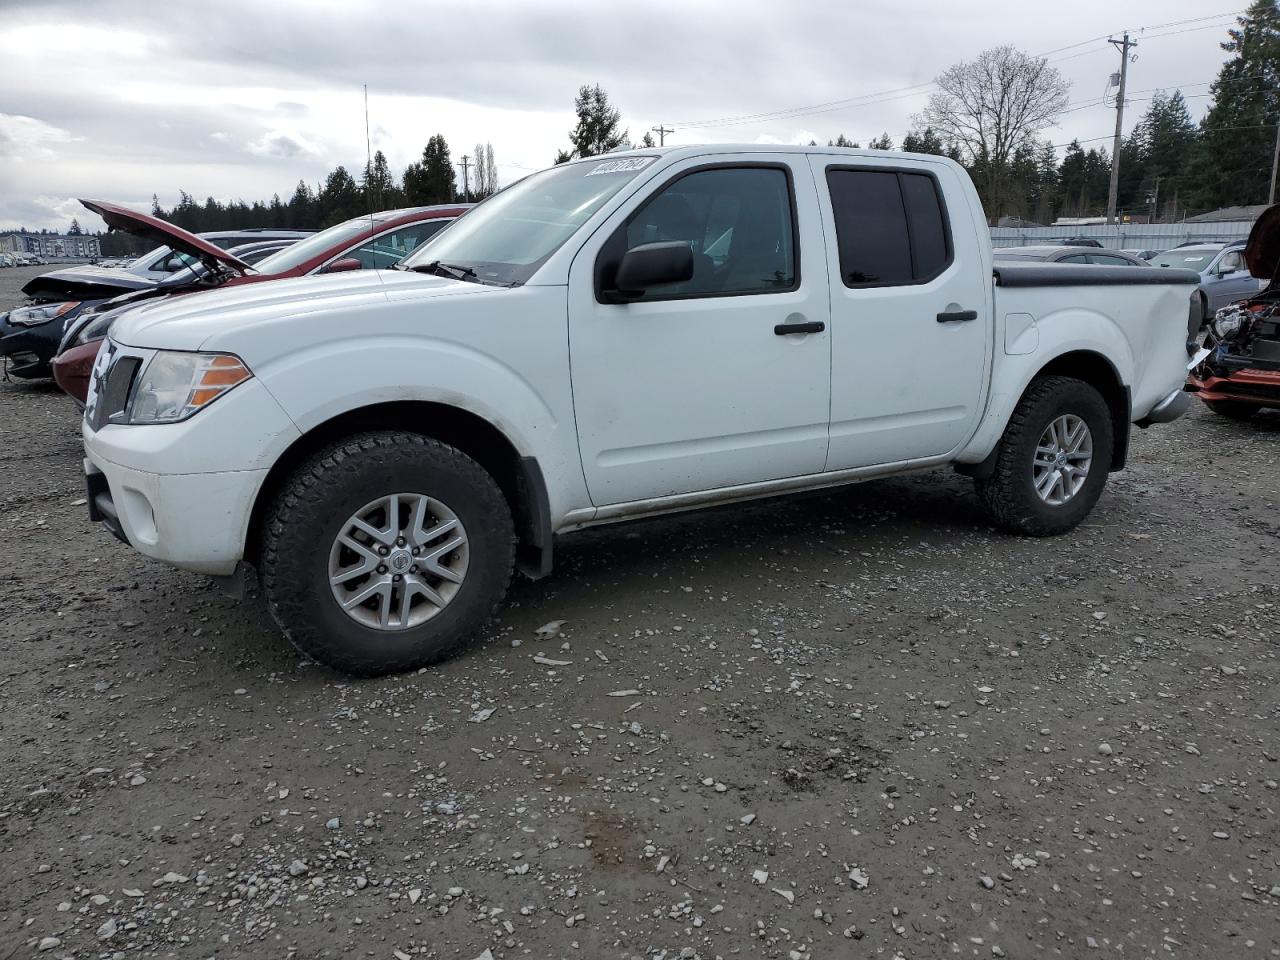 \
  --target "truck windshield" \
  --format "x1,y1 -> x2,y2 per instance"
400,155 -> 658,285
